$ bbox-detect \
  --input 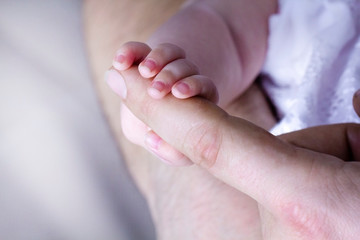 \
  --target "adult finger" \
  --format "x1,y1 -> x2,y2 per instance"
144,130 -> 192,166
279,123 -> 360,162
106,66 -> 318,207
120,104 -> 149,146
110,73 -> 189,166
279,90 -> 360,162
